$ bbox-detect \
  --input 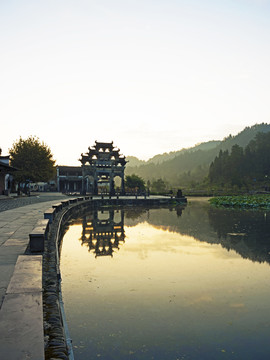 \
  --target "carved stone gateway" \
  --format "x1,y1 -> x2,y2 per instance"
80,141 -> 127,195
